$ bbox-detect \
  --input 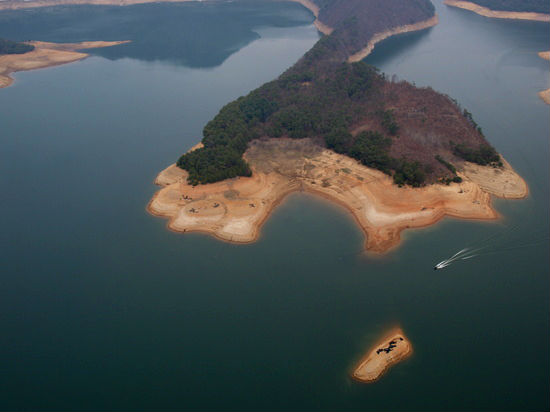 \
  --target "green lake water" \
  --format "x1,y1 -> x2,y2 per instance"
0,1 -> 548,410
